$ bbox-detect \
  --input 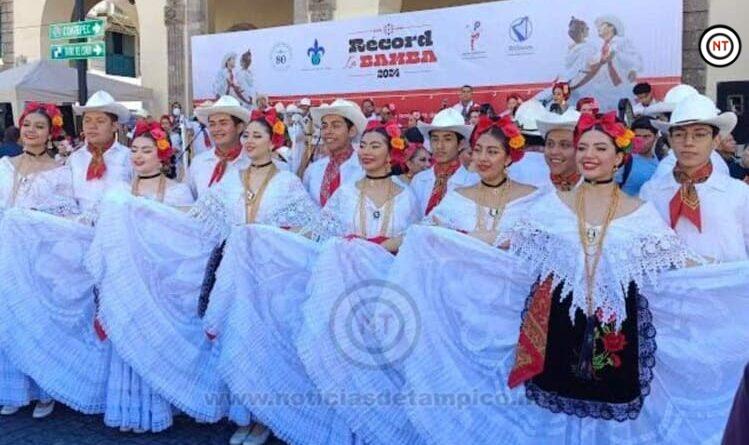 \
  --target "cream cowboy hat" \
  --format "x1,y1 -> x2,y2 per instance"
133,108 -> 151,119
194,95 -> 251,125
514,99 -> 546,137
536,108 -> 582,138
642,84 -> 699,116
595,15 -> 626,37
73,90 -> 131,123
652,94 -> 737,137
417,108 -> 473,141
311,98 -> 368,135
